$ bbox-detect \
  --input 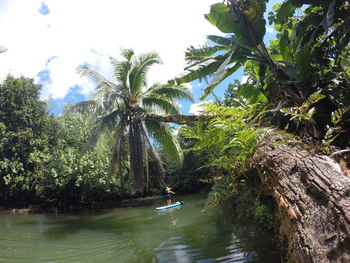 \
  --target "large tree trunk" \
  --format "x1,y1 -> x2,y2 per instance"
129,120 -> 148,194
253,131 -> 350,263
